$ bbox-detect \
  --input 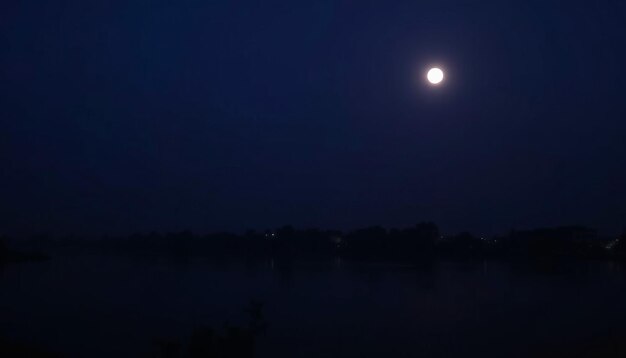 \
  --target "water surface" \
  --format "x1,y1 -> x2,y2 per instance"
2,253 -> 626,357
